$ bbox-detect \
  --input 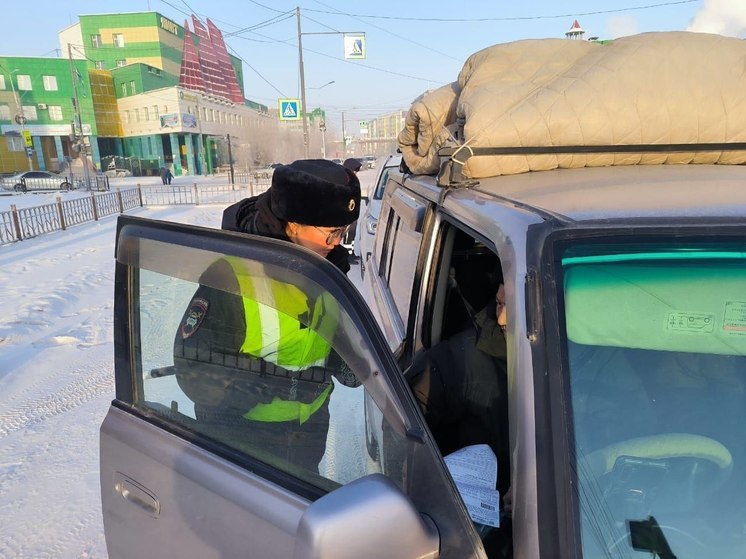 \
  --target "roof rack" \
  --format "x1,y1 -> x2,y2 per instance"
436,142 -> 746,187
